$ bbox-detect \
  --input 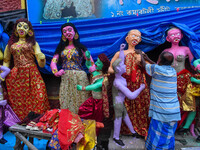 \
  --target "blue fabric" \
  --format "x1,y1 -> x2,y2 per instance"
145,118 -> 177,150
0,24 -> 9,51
145,64 -> 181,122
2,8 -> 200,74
